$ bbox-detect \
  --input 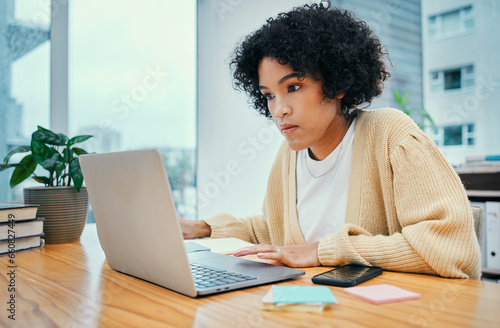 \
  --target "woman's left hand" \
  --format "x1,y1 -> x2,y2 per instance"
233,242 -> 321,268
